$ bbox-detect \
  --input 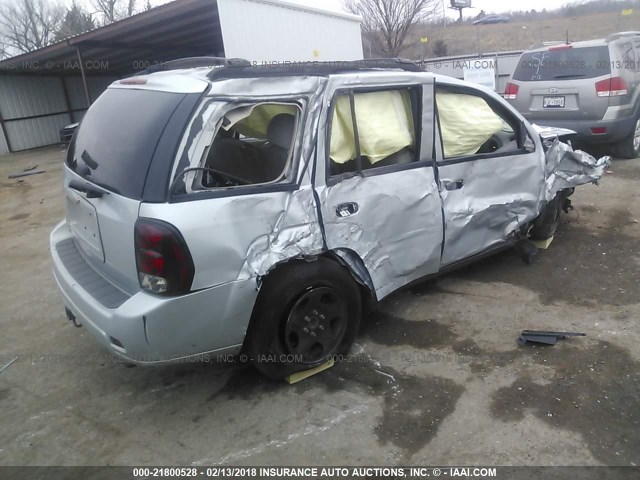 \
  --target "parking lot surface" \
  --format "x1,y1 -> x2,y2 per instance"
1,146 -> 639,466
